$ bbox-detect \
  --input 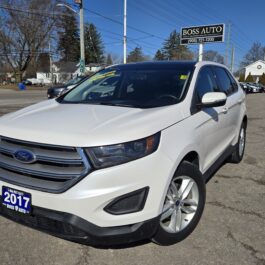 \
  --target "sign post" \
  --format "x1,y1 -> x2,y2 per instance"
198,44 -> 203,62
180,24 -> 225,62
